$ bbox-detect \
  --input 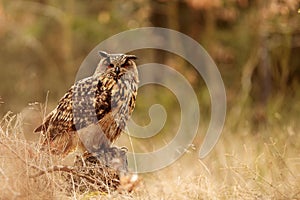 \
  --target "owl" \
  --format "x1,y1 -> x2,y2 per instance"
34,51 -> 139,156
